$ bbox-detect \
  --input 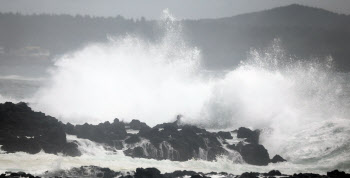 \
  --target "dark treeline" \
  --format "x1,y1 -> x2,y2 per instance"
1,4 -> 350,72
0,13 -> 157,55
